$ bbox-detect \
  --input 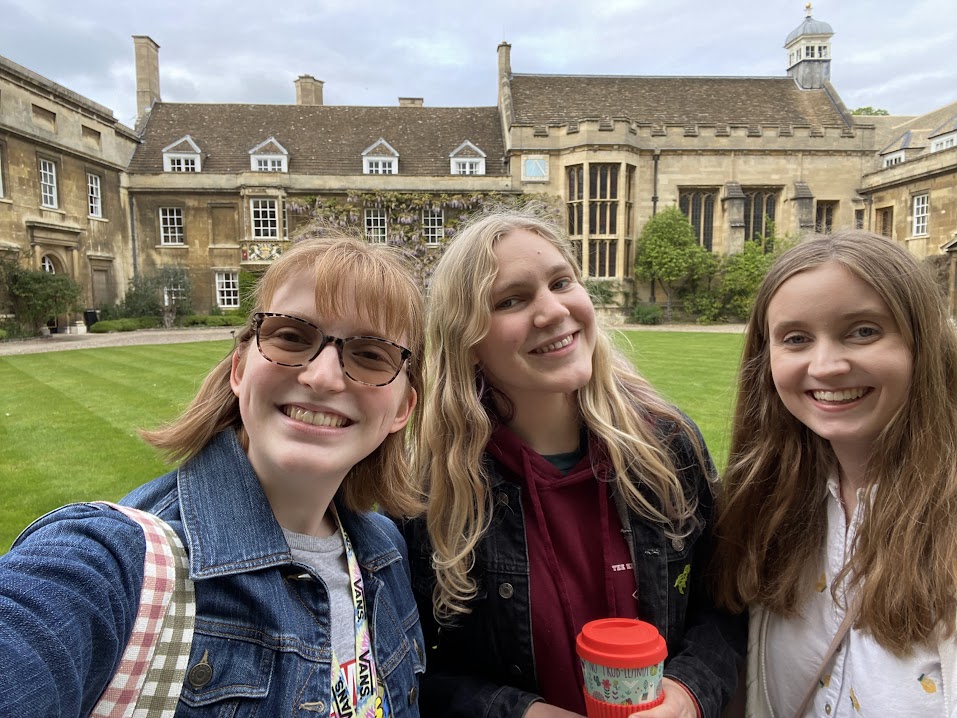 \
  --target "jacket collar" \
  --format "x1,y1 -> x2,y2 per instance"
178,430 -> 400,579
